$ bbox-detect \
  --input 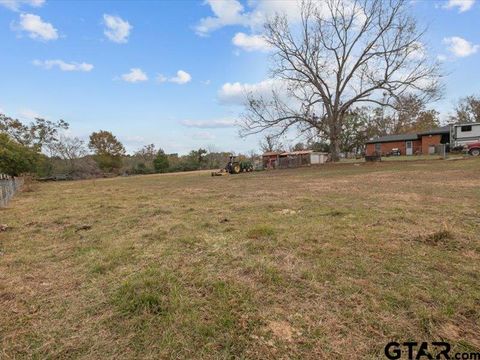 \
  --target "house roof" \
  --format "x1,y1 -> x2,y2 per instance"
418,126 -> 450,136
366,126 -> 451,144
366,133 -> 418,144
